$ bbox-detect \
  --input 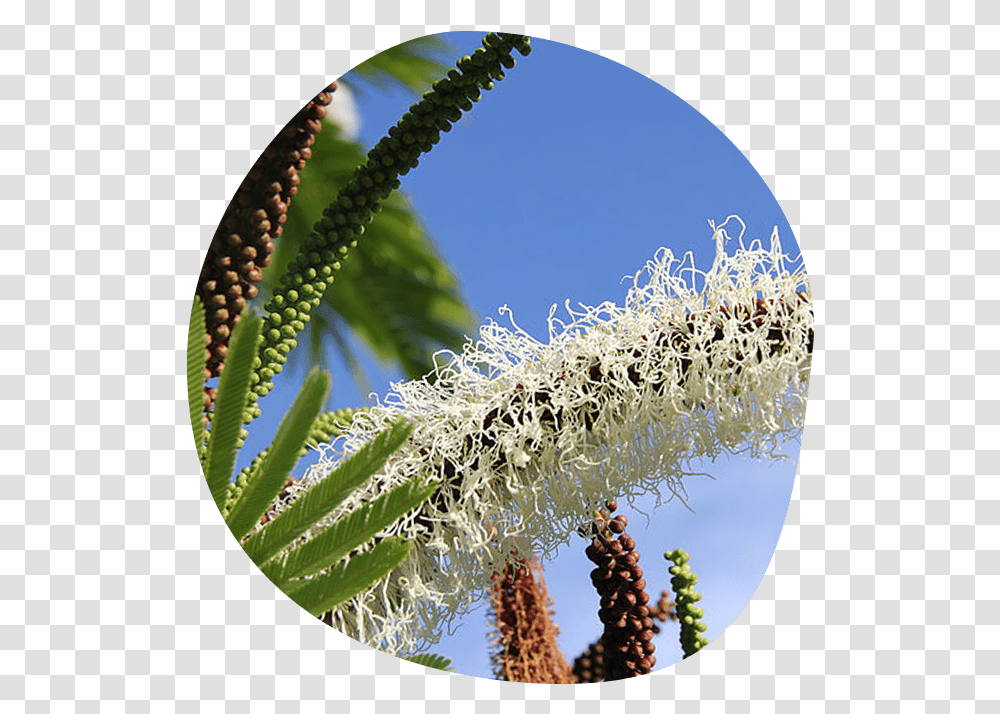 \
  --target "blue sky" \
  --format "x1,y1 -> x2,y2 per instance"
232,33 -> 806,679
